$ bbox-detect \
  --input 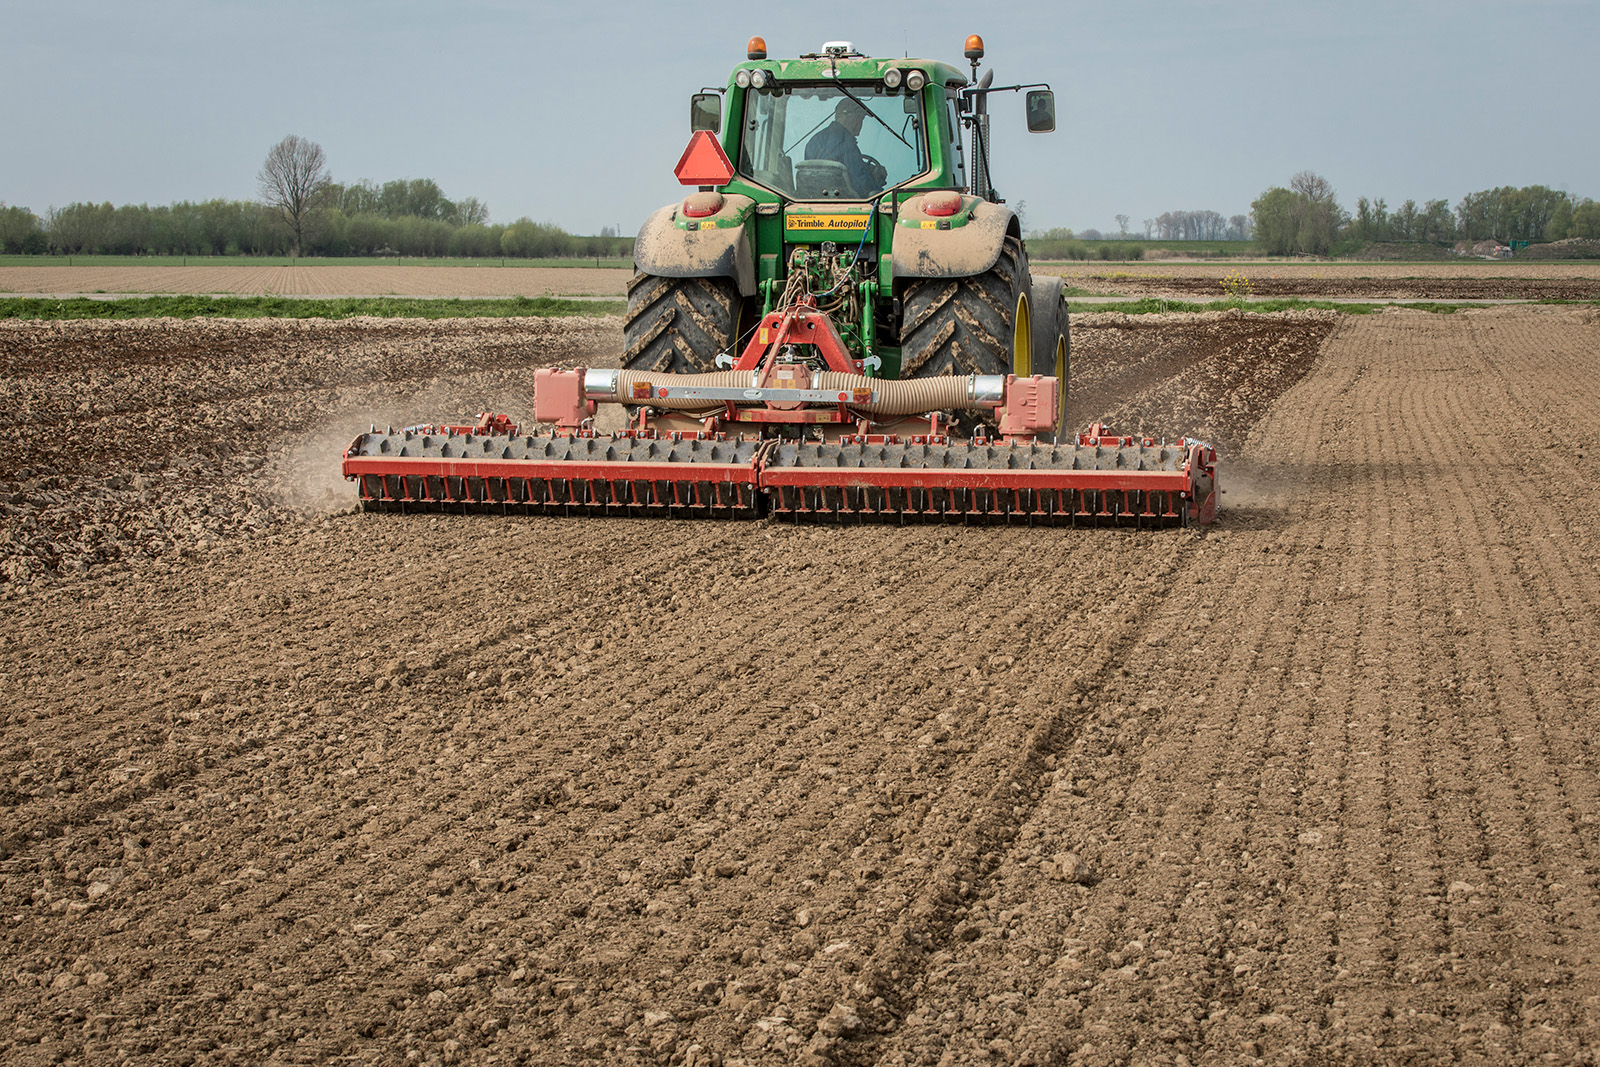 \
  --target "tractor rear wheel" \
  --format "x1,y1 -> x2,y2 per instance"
623,272 -> 740,374
1027,275 -> 1071,441
899,234 -> 1030,379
